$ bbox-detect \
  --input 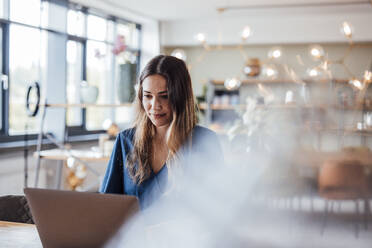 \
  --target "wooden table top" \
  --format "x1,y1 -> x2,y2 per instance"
0,221 -> 41,247
34,148 -> 110,162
